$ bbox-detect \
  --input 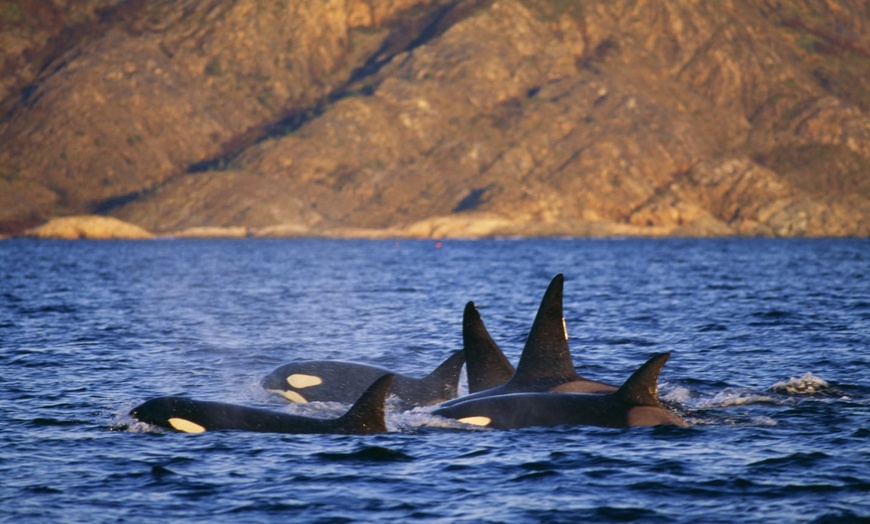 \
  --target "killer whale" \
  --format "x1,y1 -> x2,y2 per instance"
261,350 -> 465,406
442,274 -> 616,408
131,374 -> 394,434
433,353 -> 687,429
462,301 -> 514,393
